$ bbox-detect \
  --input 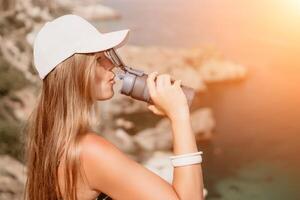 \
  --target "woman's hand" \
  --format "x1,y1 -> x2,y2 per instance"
146,71 -> 190,121
147,103 -> 166,116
